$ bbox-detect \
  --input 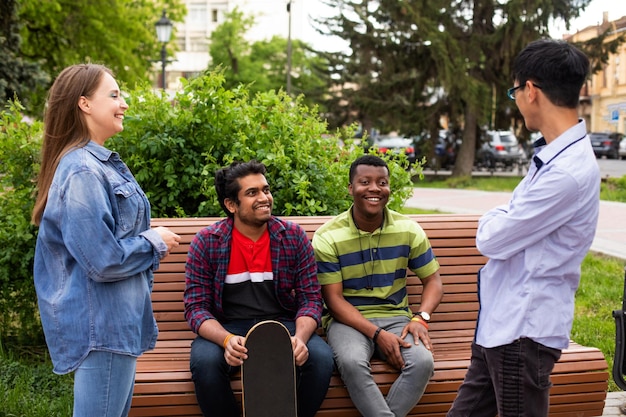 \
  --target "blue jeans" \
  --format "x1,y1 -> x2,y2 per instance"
326,317 -> 434,417
73,350 -> 137,417
447,339 -> 561,417
190,319 -> 334,417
